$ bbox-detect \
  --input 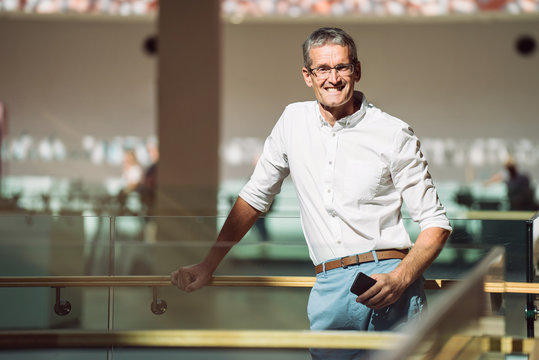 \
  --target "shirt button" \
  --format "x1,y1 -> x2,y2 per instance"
337,241 -> 342,244
327,189 -> 331,193
329,161 -> 332,165
332,133 -> 336,137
